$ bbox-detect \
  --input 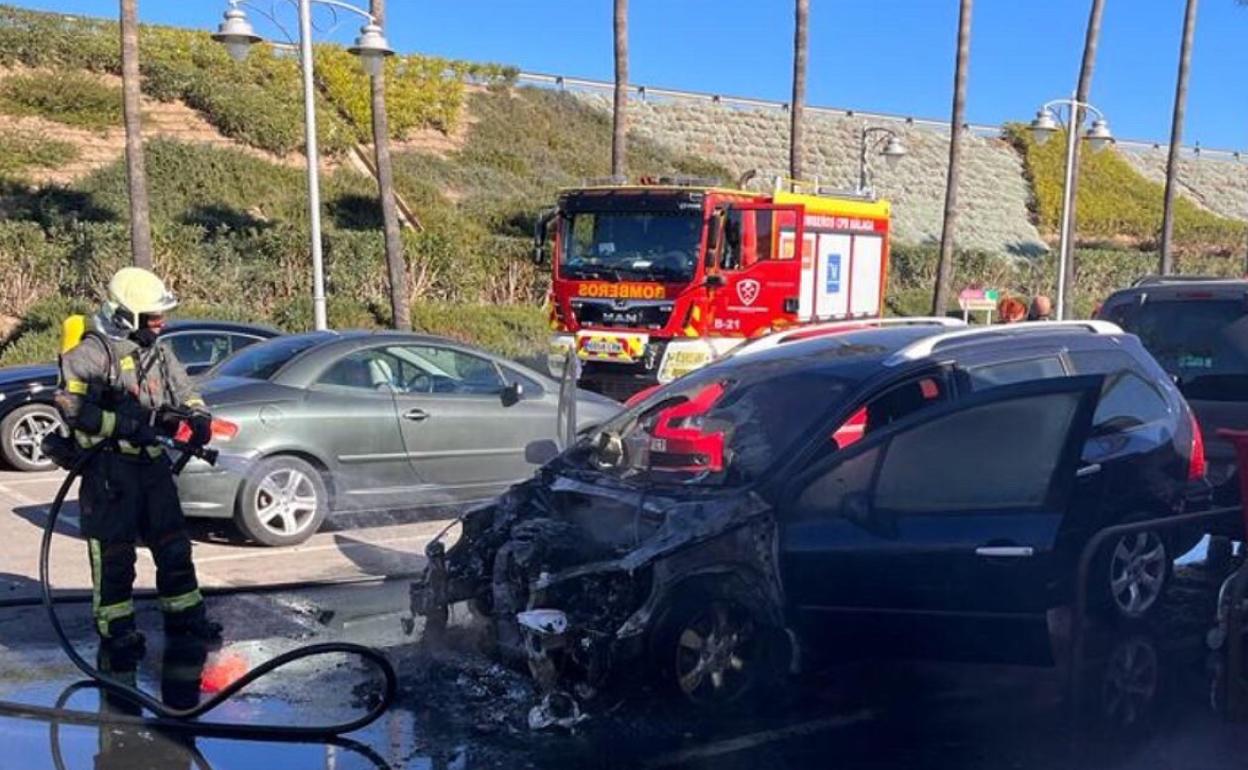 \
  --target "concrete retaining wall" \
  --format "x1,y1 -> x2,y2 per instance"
572,92 -> 1047,256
